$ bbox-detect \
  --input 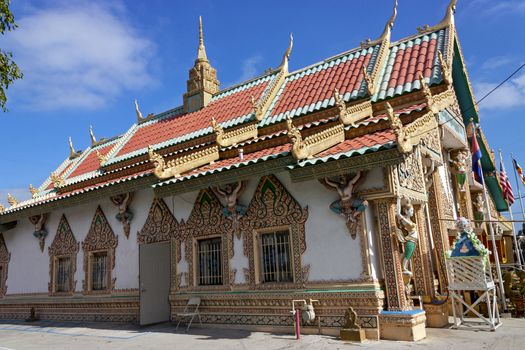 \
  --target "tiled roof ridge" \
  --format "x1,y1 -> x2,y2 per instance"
212,70 -> 277,101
